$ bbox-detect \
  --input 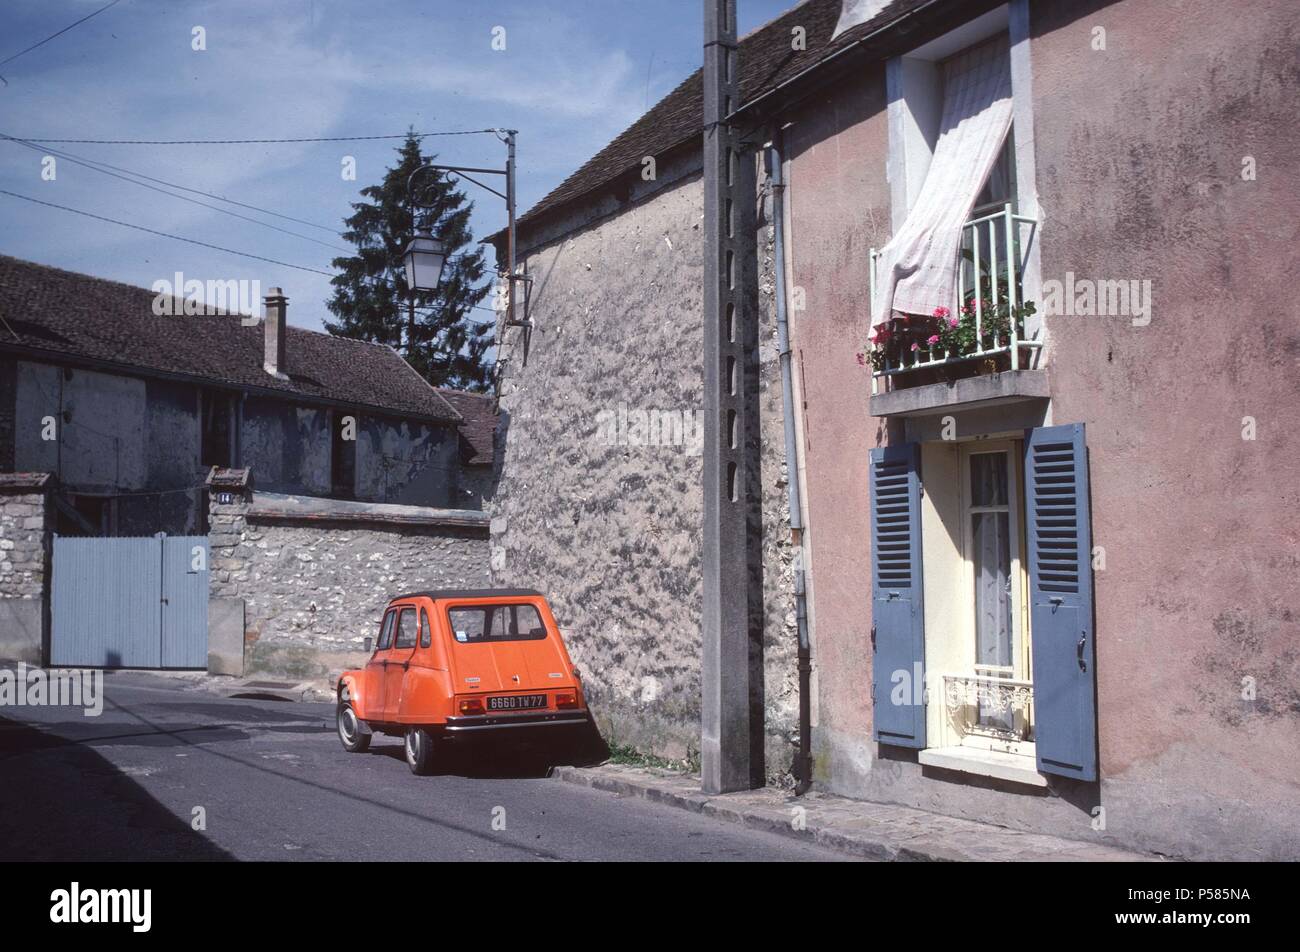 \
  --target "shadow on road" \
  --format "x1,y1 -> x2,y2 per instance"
0,715 -> 235,861
364,719 -> 611,779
